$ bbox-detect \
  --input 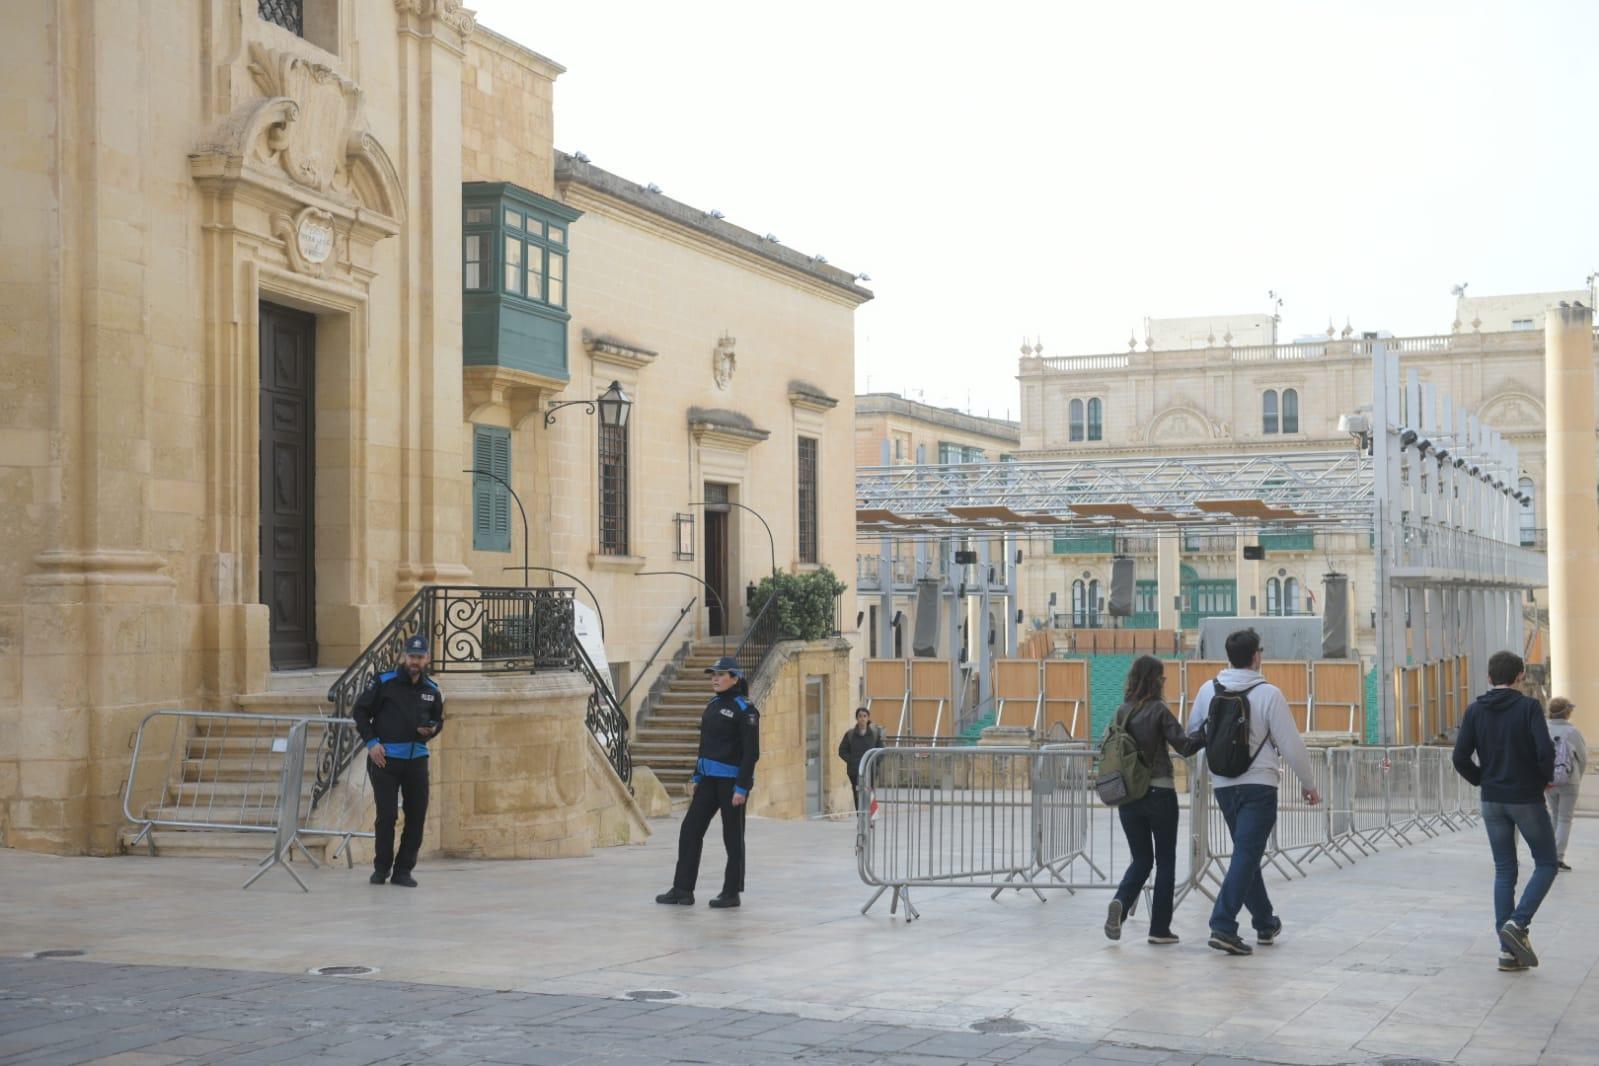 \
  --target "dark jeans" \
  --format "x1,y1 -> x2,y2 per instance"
848,768 -> 863,812
1210,784 -> 1278,938
1114,786 -> 1180,936
1481,799 -> 1559,932
368,755 -> 429,876
674,777 -> 746,896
